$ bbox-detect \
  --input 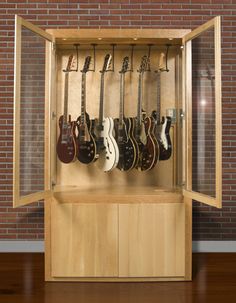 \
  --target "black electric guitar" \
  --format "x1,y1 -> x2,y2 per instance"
135,55 -> 159,171
114,56 -> 138,171
152,53 -> 172,160
77,56 -> 98,164
57,55 -> 77,164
